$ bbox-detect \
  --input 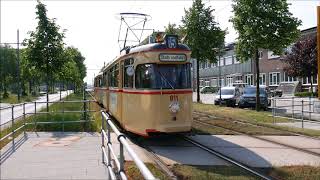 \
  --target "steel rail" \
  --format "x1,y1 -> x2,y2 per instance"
129,137 -> 178,180
194,119 -> 320,158
194,110 -> 320,141
182,135 -> 274,180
